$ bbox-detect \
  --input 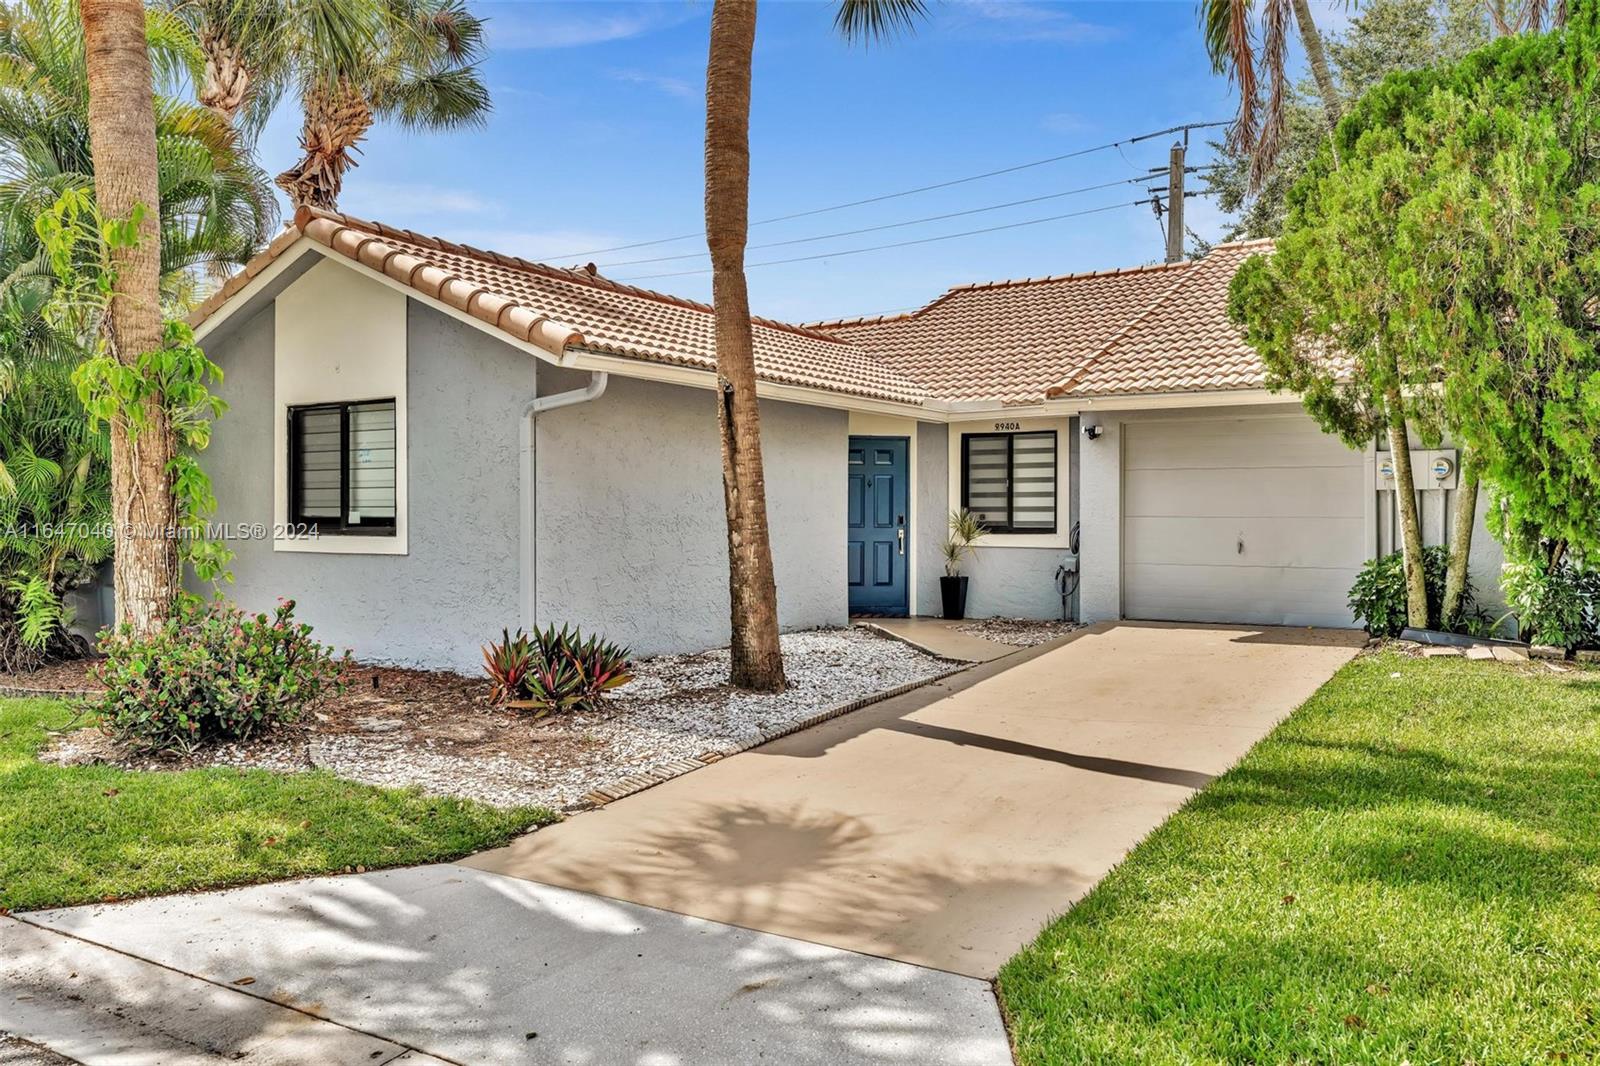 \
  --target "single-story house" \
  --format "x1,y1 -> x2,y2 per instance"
186,208 -> 1501,672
